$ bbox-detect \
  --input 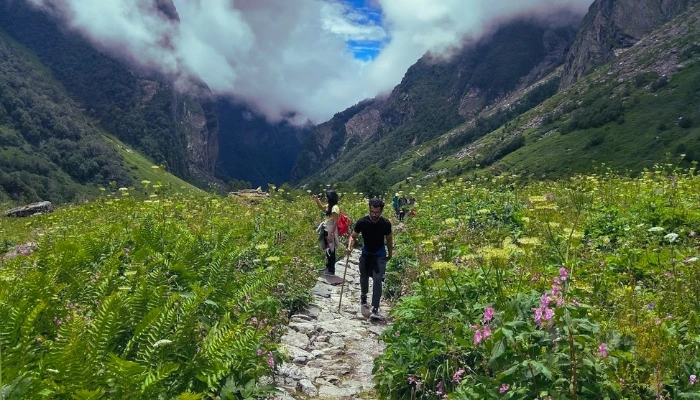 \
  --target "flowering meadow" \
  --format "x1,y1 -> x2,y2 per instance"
0,186 -> 329,399
377,165 -> 700,399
